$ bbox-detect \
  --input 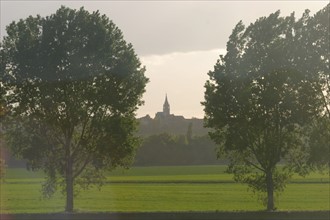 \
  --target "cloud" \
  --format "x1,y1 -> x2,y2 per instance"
2,1 -> 326,55
141,49 -> 225,67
